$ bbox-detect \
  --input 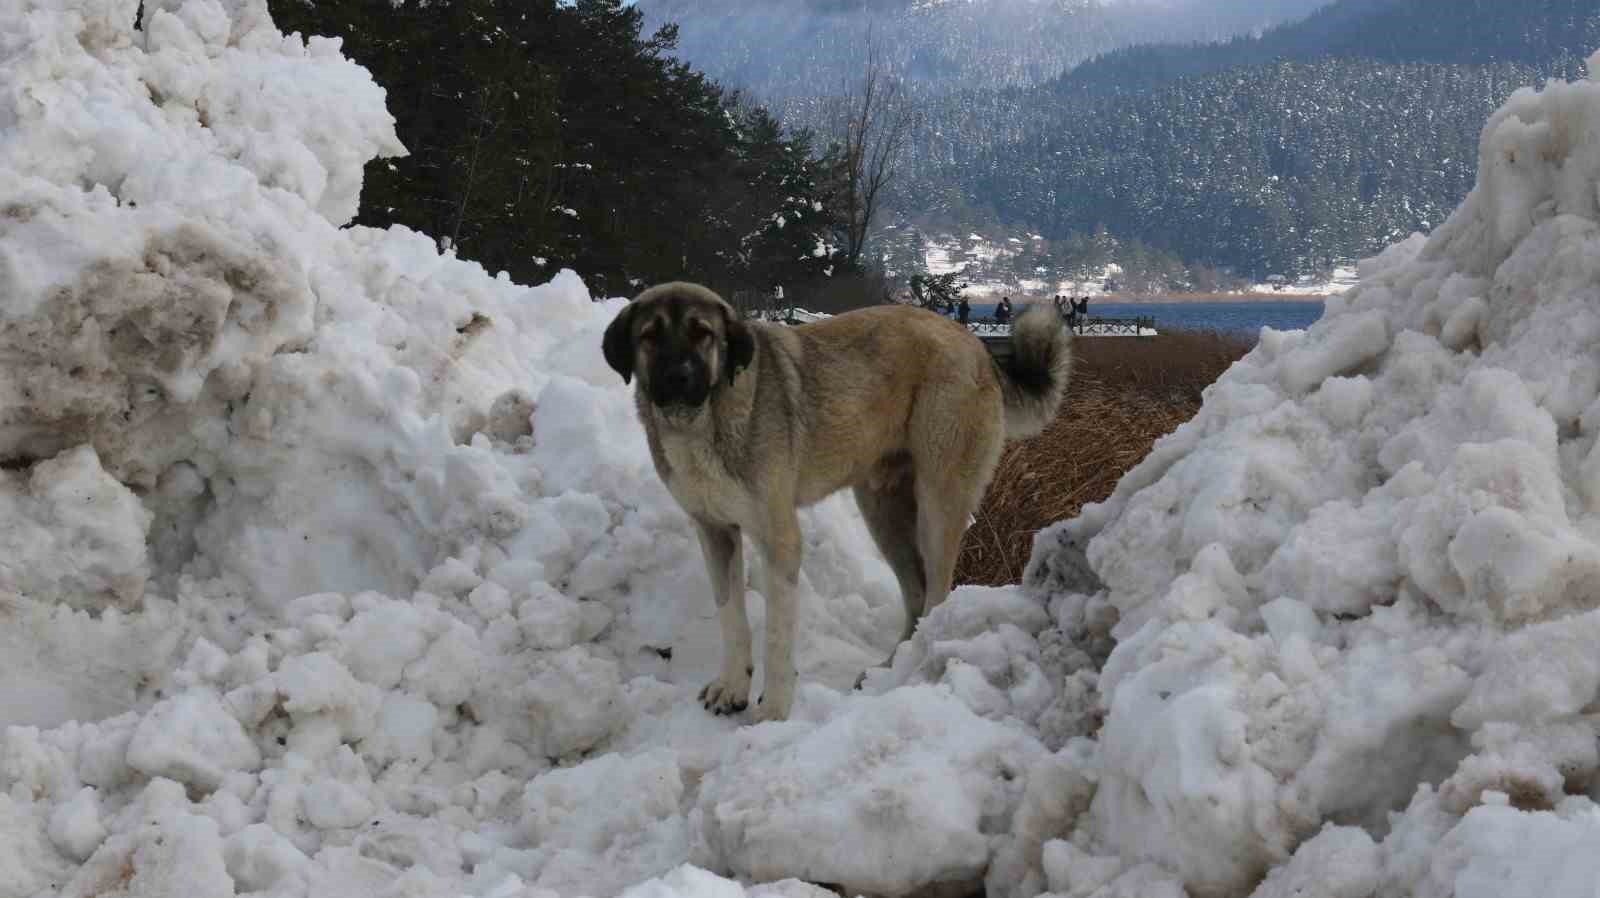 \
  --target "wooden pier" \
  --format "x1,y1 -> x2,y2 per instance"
975,315 -> 1156,361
